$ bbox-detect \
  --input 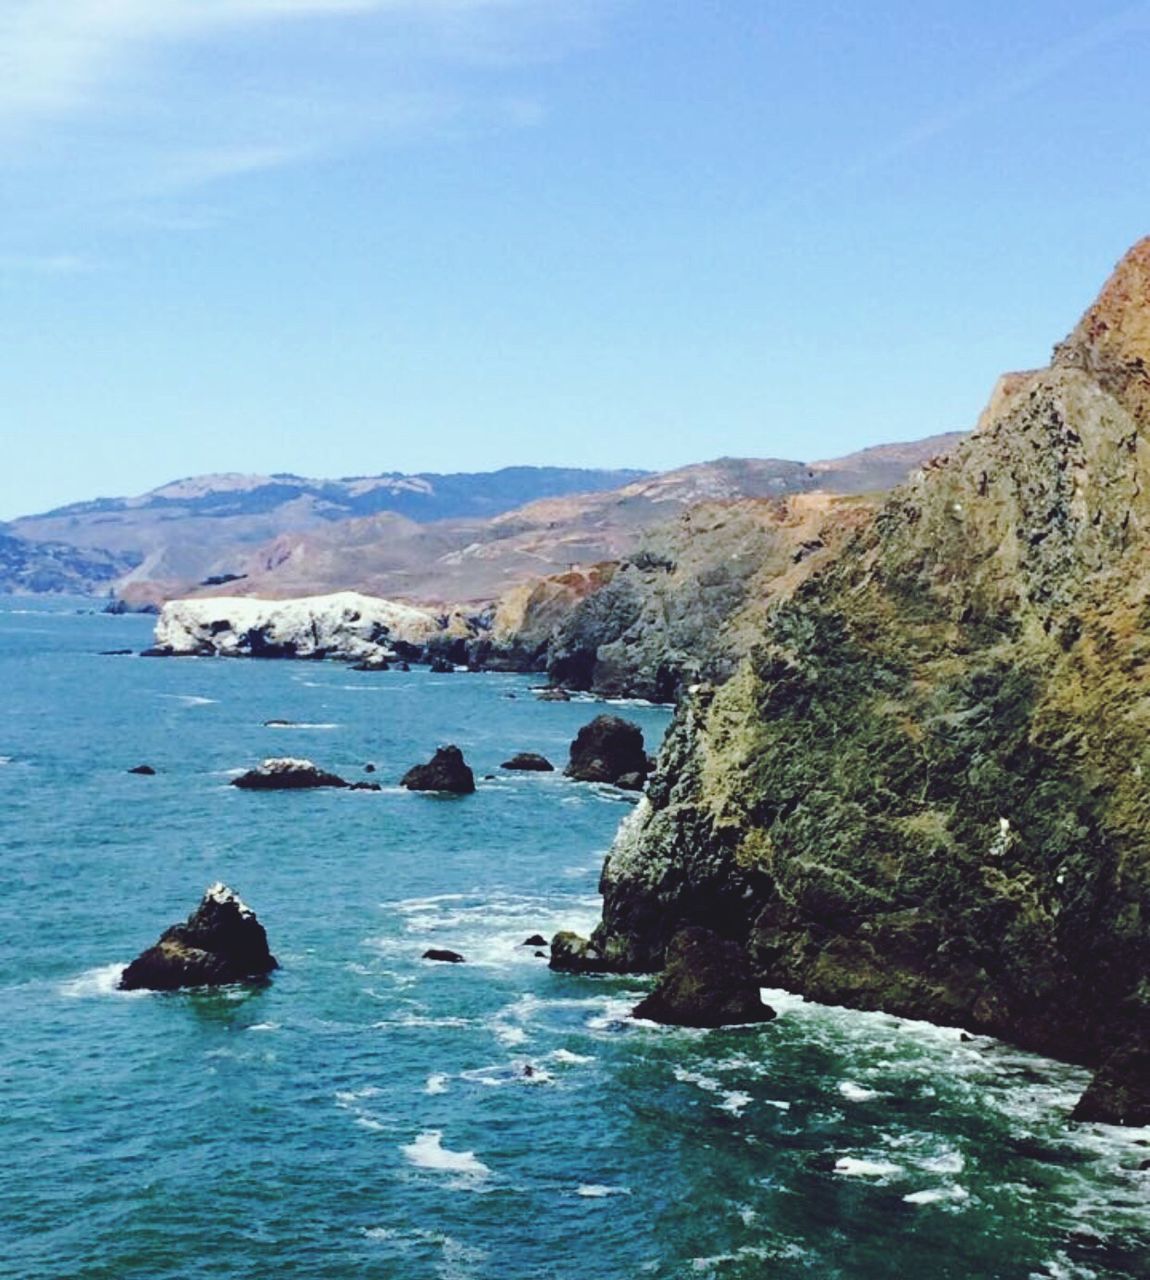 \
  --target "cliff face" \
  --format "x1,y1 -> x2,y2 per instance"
585,239 -> 1150,1116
